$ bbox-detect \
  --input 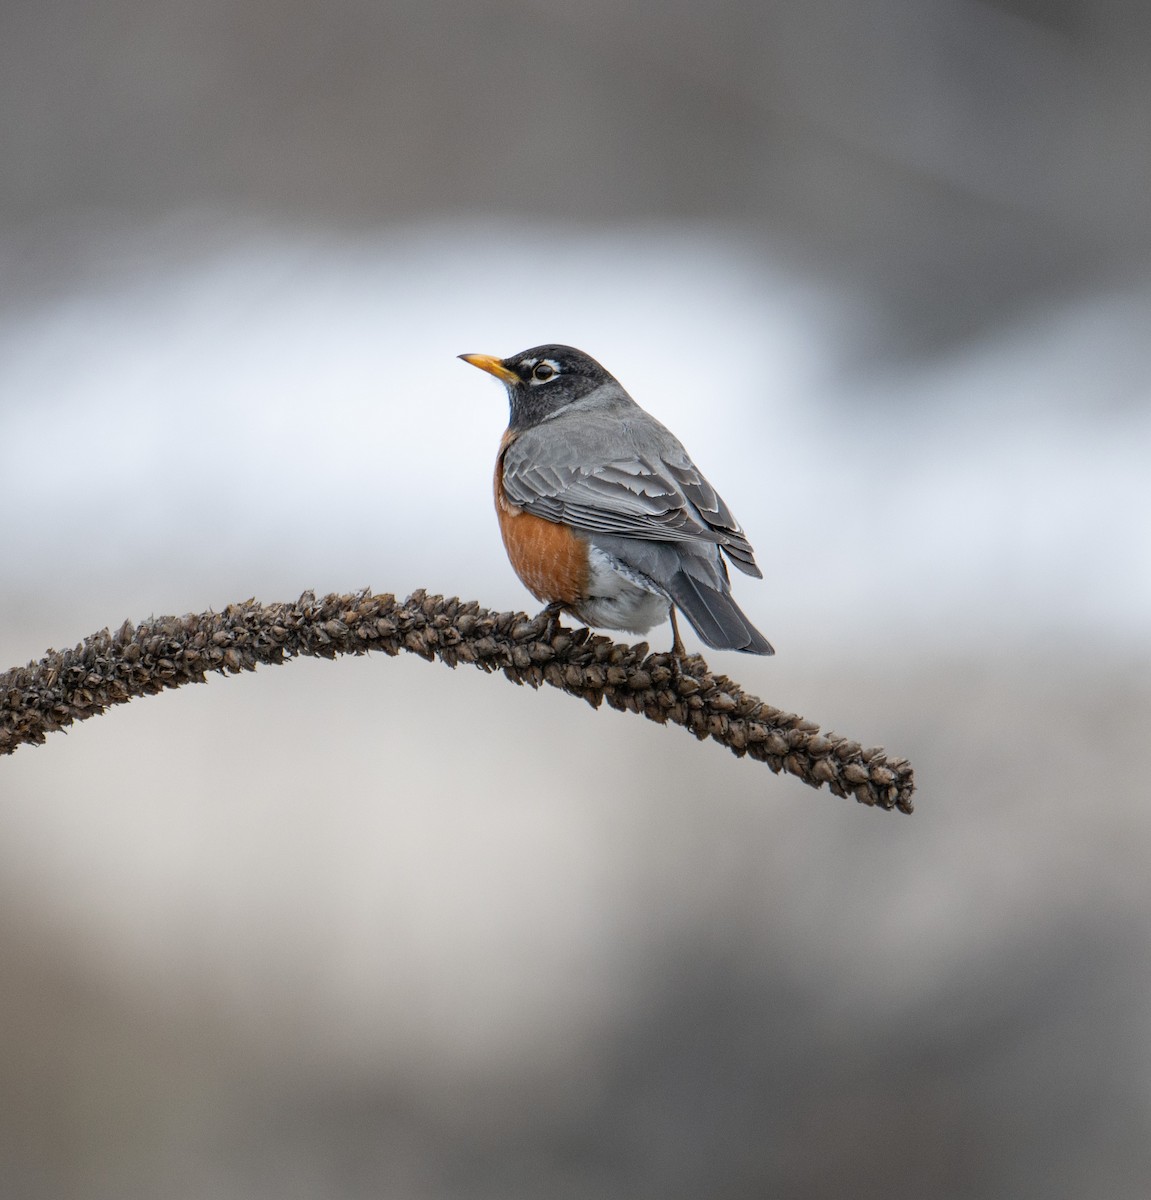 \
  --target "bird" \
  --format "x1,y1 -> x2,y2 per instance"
459,344 -> 774,657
